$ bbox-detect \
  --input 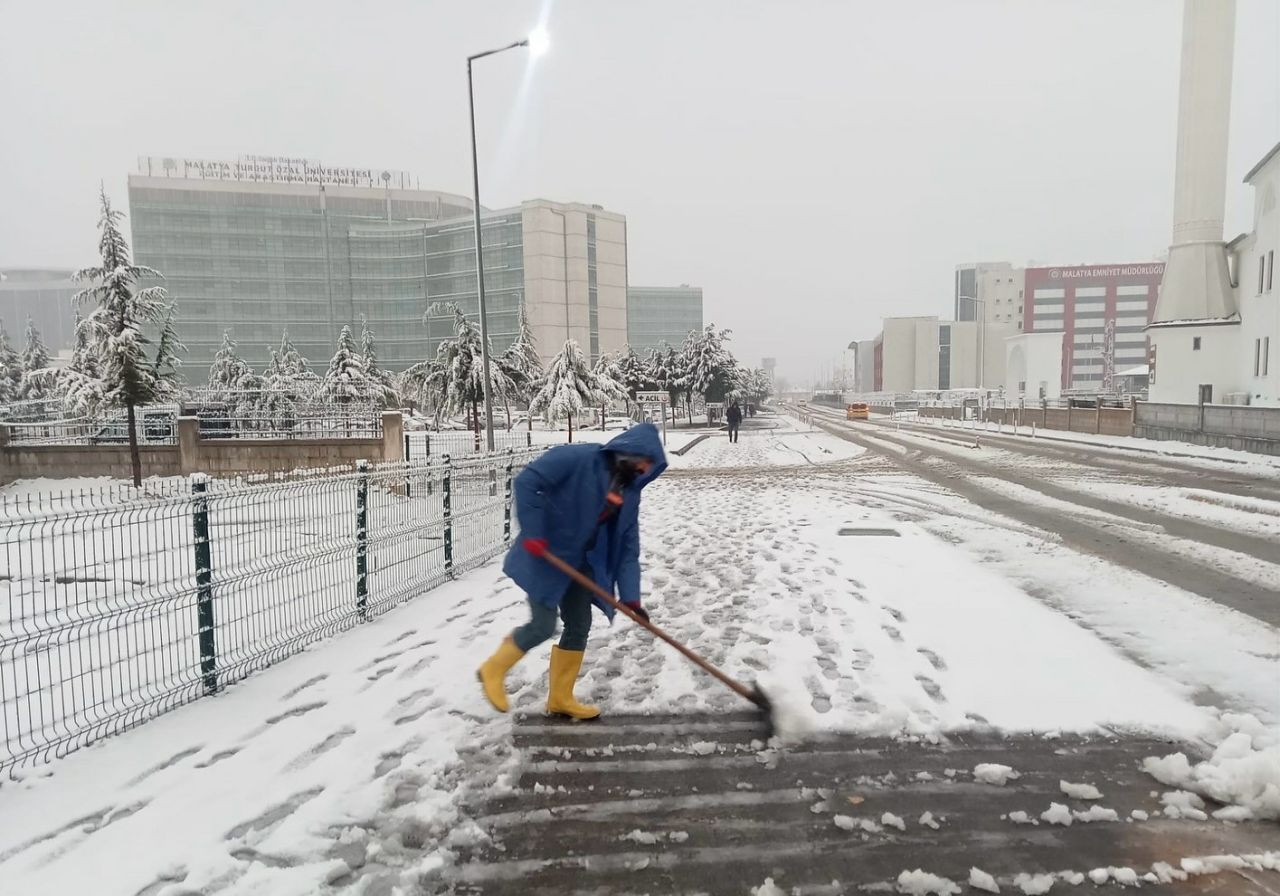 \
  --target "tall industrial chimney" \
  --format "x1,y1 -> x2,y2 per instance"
1152,0 -> 1238,324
